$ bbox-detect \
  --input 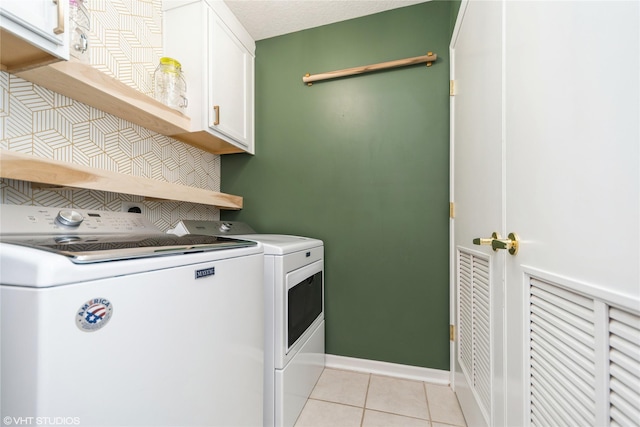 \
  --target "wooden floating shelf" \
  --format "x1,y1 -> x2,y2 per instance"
13,59 -> 243,155
0,150 -> 243,210
16,59 -> 191,136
